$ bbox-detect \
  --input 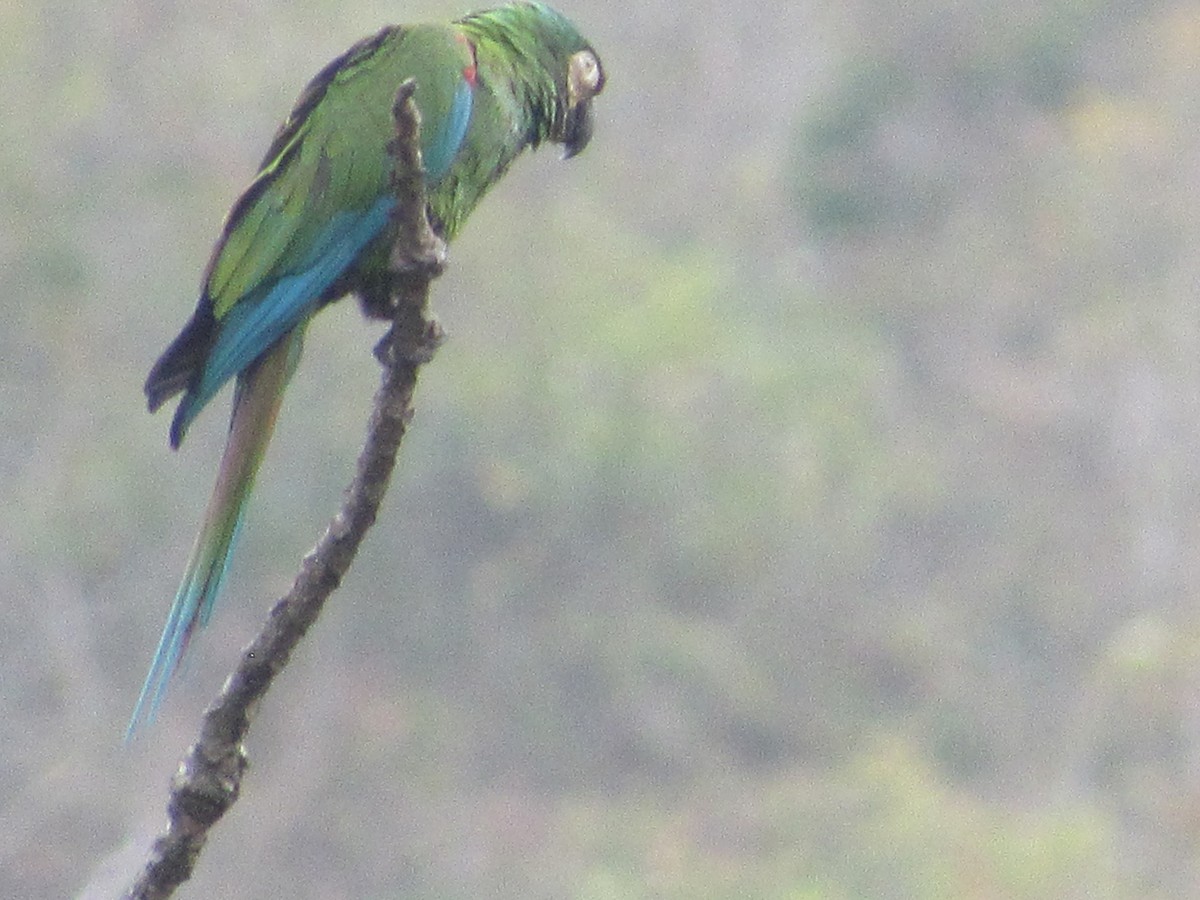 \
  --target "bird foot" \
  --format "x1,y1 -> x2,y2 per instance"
389,230 -> 447,278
